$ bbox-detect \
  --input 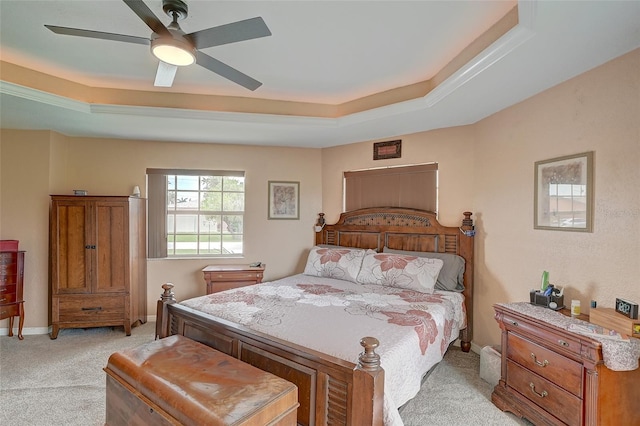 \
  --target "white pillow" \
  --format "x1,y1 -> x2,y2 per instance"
356,253 -> 444,293
303,246 -> 371,282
